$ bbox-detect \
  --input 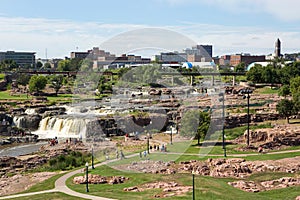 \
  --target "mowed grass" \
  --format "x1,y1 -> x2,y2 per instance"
18,173 -> 66,194
67,164 -> 300,200
0,91 -> 77,102
7,192 -> 88,200
255,87 -> 279,94
47,93 -> 77,102
0,73 -> 5,80
0,90 -> 31,100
